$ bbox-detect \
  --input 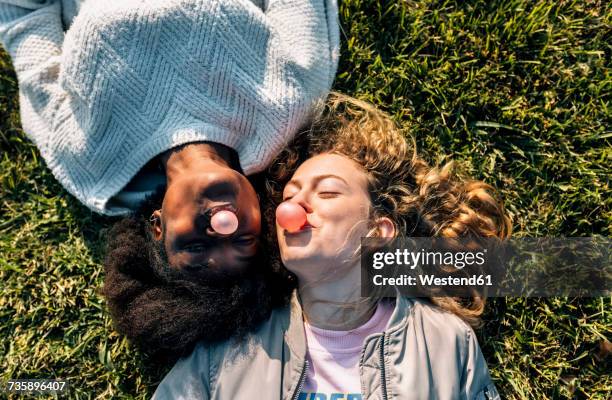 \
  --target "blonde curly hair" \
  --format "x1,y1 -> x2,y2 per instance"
265,93 -> 512,327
